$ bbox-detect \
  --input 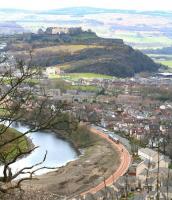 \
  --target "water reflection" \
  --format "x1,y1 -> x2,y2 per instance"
0,122 -> 78,177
